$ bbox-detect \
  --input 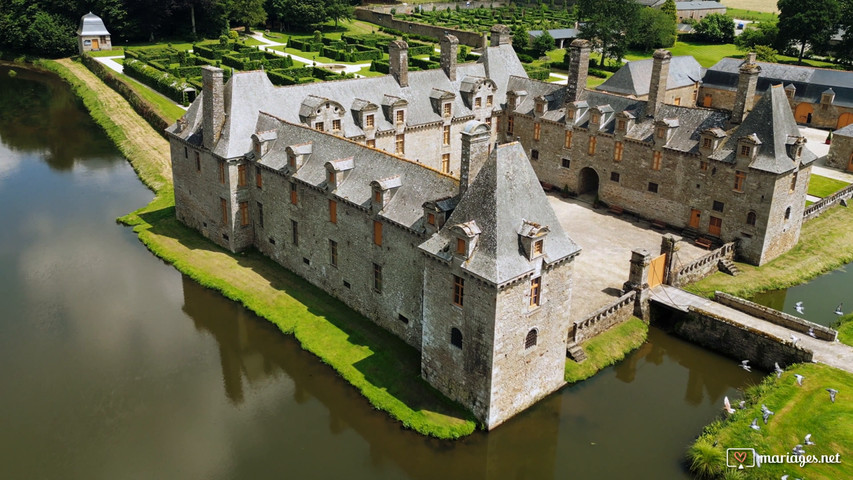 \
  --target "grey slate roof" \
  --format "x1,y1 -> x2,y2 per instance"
78,12 -> 110,36
675,1 -> 726,10
529,28 -> 579,40
419,142 -> 579,285
709,86 -> 817,173
703,57 -> 853,108
596,56 -> 704,97
835,123 -> 853,137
